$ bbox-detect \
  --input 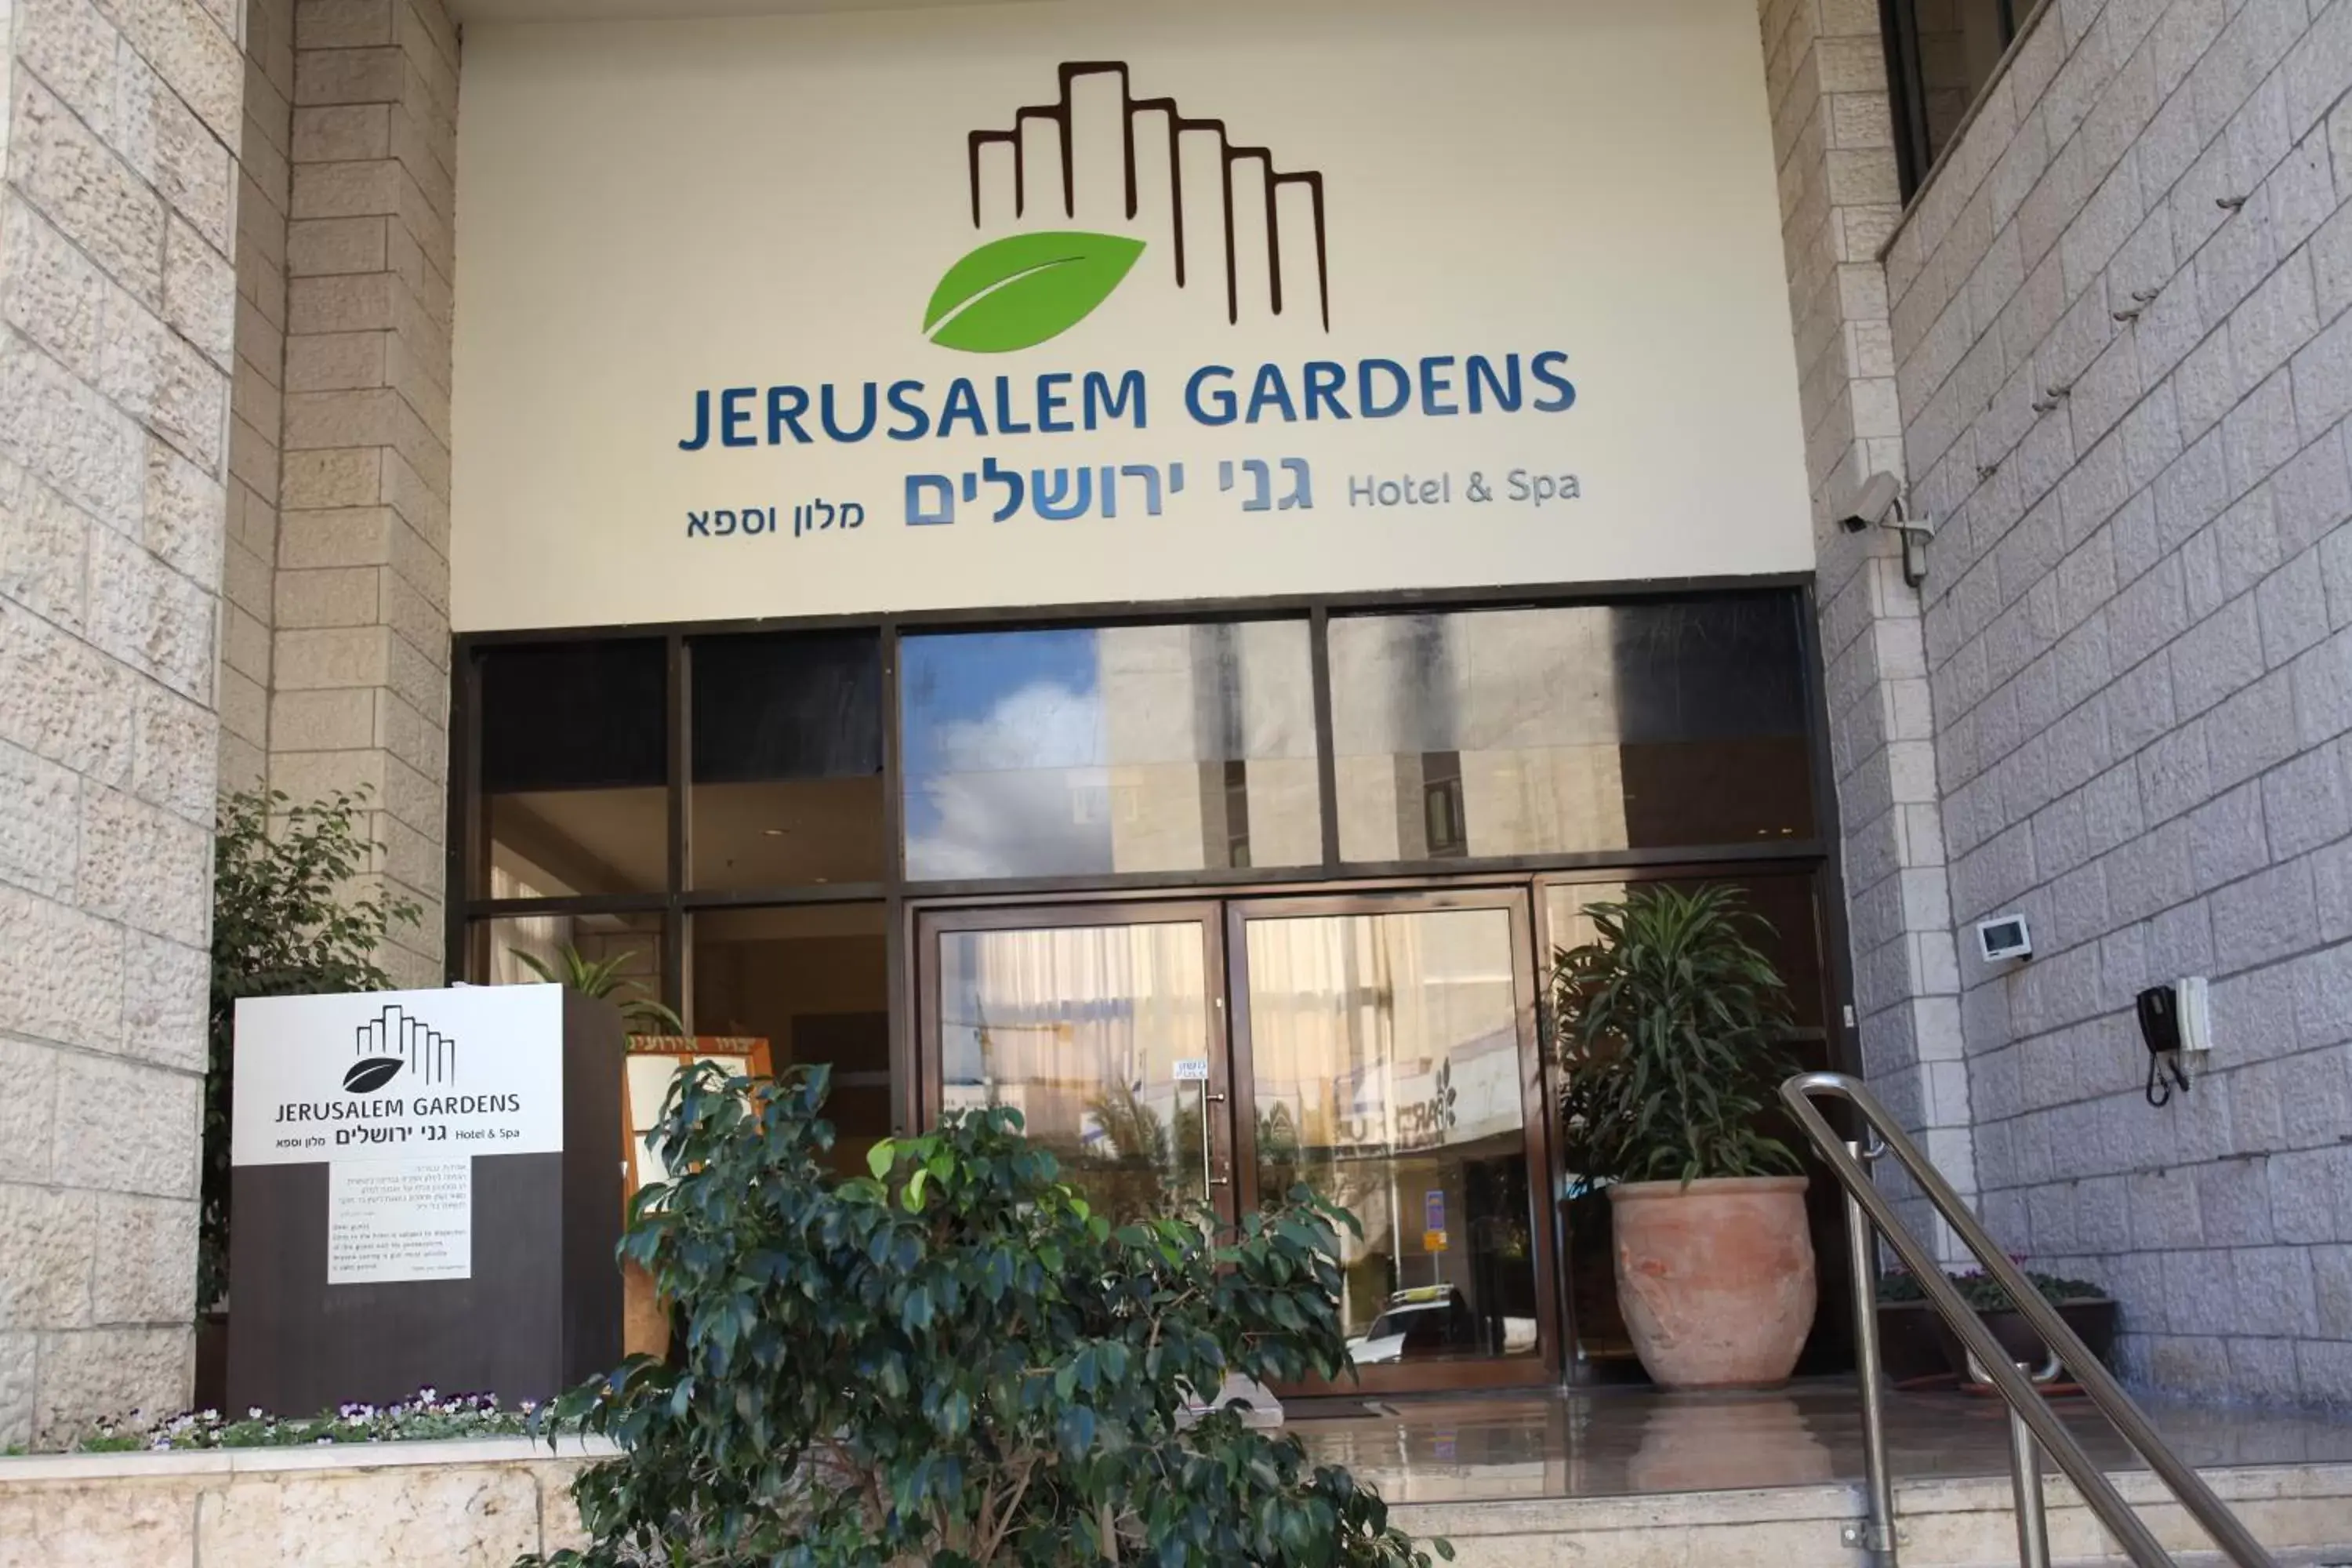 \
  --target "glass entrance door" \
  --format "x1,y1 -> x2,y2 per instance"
916,891 -> 1559,1395
1228,892 -> 1559,1392
921,904 -> 1233,1228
